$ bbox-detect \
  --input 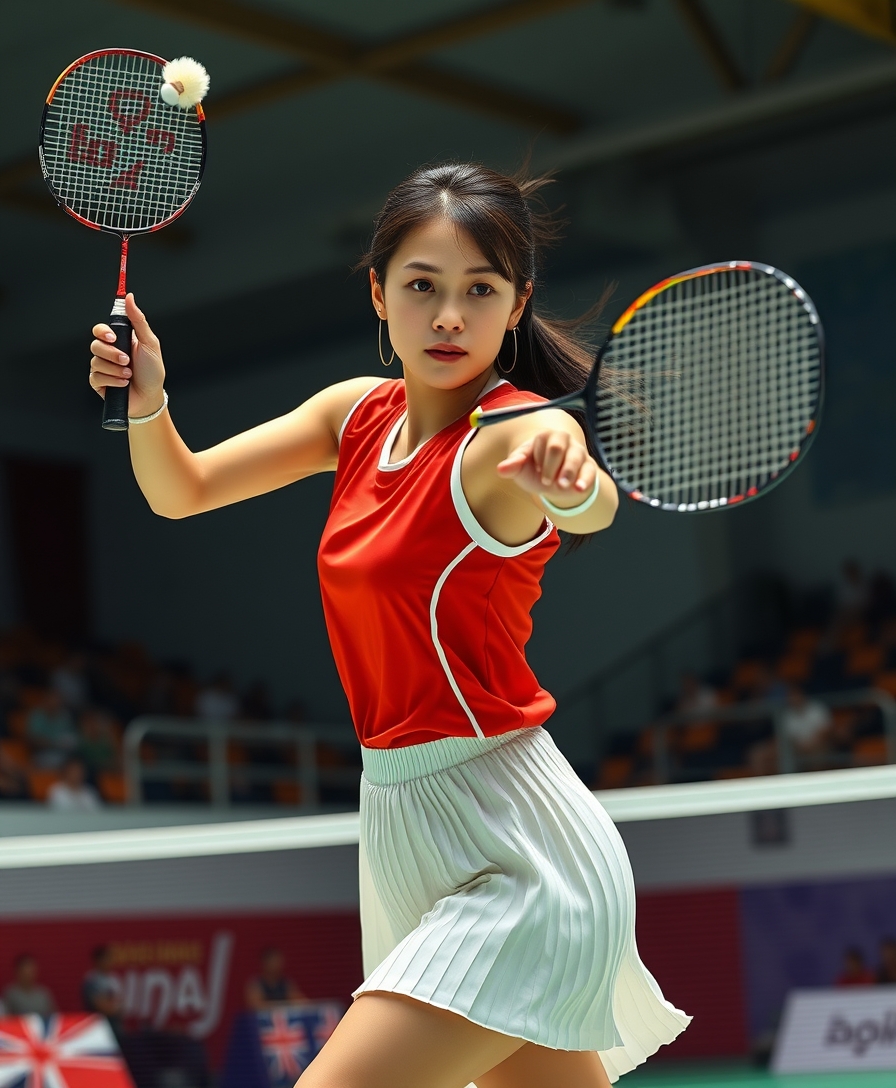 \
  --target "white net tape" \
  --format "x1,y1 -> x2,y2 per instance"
597,269 -> 822,510
0,765 -> 893,868
41,52 -> 204,233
